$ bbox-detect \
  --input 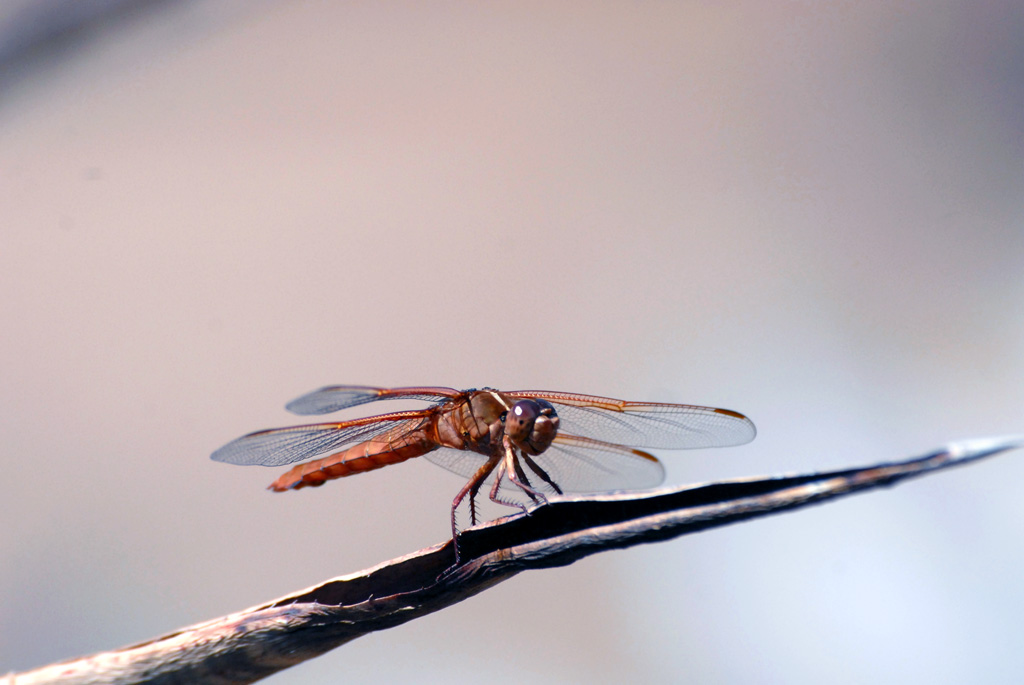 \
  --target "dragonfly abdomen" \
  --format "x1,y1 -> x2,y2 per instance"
269,434 -> 436,491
